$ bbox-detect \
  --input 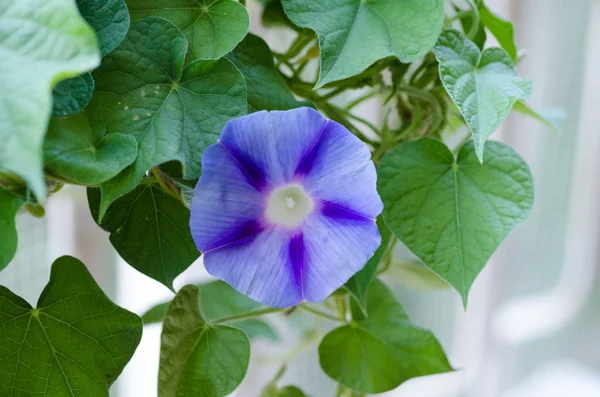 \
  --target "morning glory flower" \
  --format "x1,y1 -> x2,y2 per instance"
190,108 -> 383,307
